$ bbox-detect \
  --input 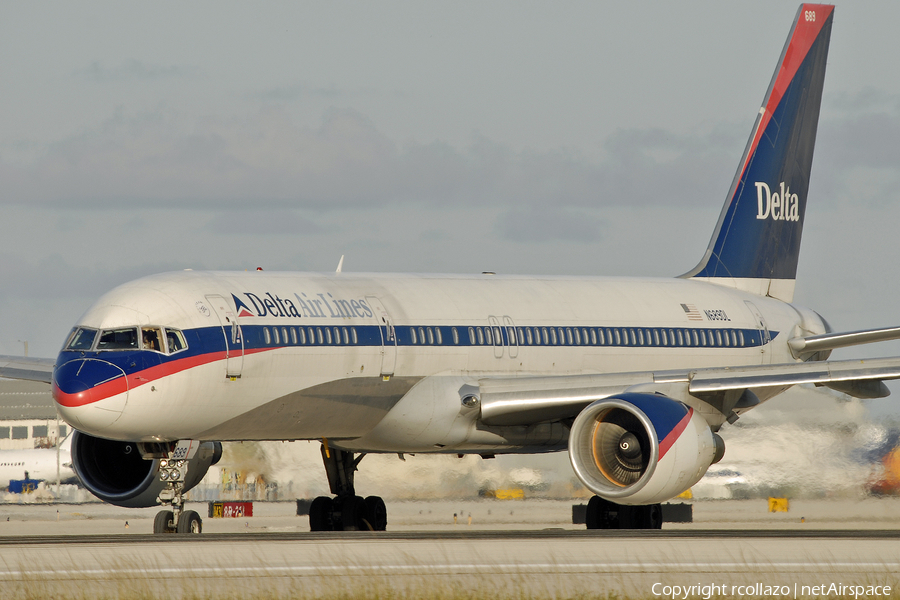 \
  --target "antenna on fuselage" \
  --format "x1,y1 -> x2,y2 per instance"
336,255 -> 344,273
